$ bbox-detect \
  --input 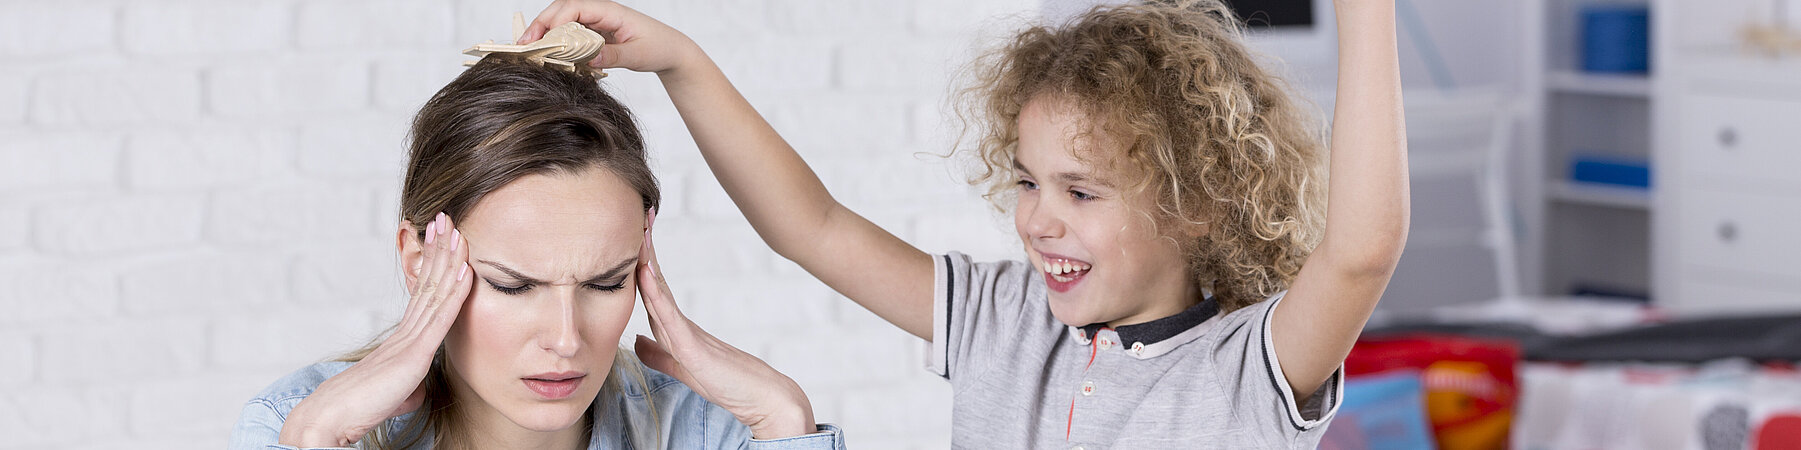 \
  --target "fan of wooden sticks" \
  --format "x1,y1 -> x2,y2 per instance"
464,13 -> 606,76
